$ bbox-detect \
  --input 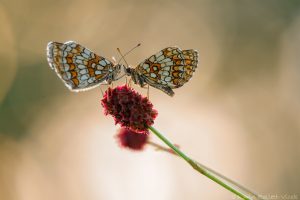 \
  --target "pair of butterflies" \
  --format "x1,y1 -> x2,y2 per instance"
46,41 -> 198,96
